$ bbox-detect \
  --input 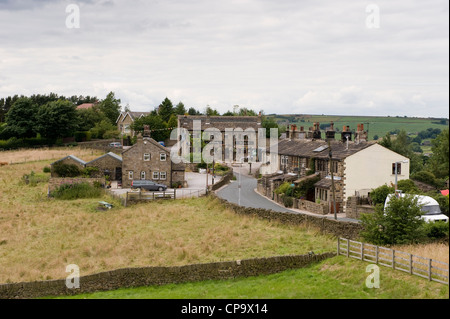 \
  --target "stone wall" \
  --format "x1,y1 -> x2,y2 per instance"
0,252 -> 335,299
210,168 -> 234,191
345,196 -> 376,220
213,194 -> 363,240
48,177 -> 106,192
272,193 -> 329,215
78,139 -> 122,154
